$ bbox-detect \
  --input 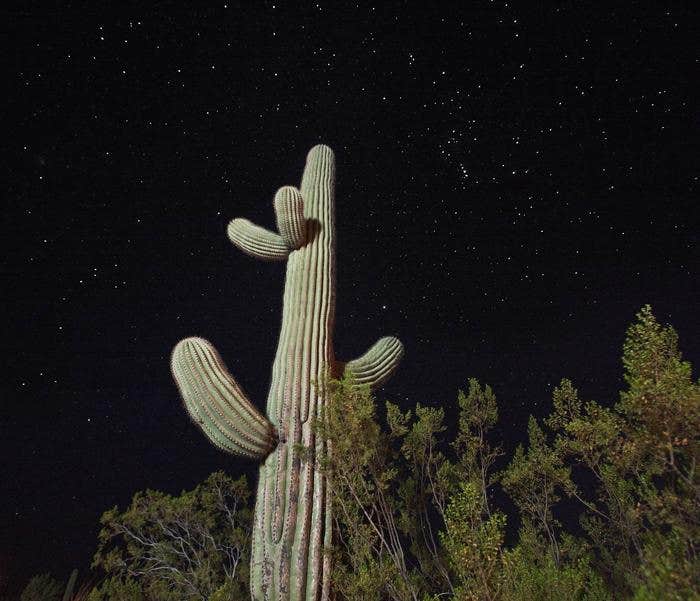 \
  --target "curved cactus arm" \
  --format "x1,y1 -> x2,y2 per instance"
171,337 -> 277,459
274,186 -> 306,249
227,218 -> 289,261
344,336 -> 404,389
